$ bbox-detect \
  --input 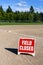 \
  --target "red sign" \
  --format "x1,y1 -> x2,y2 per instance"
18,38 -> 35,56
